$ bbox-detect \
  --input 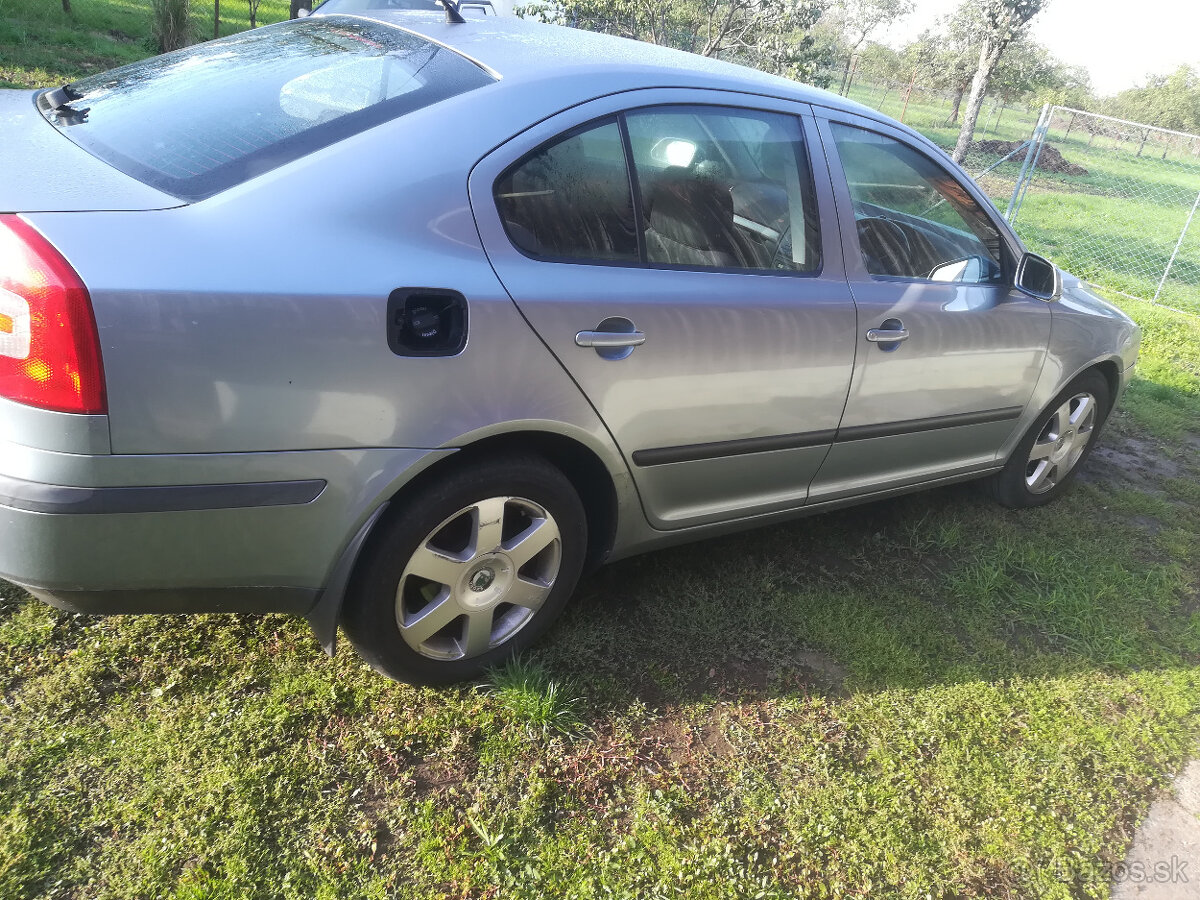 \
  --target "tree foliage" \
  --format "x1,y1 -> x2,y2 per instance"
1106,66 -> 1200,134
520,0 -> 829,80
820,0 -> 914,51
